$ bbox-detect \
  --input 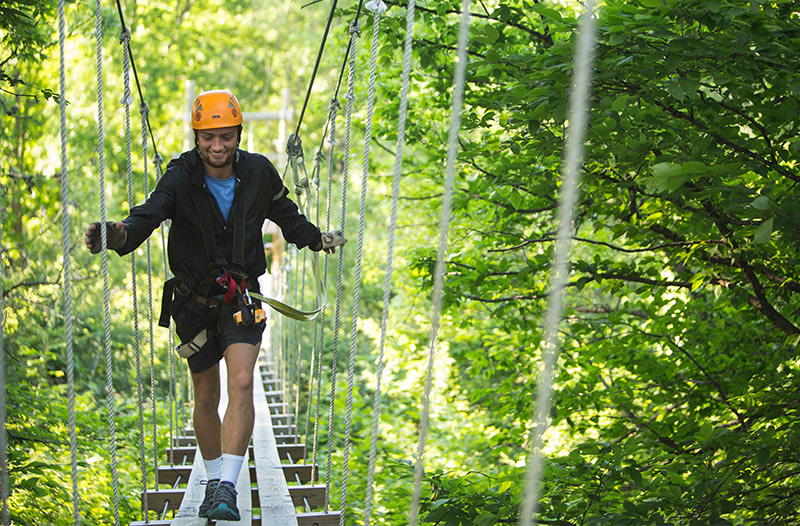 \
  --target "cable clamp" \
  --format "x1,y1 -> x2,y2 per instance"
366,0 -> 388,14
